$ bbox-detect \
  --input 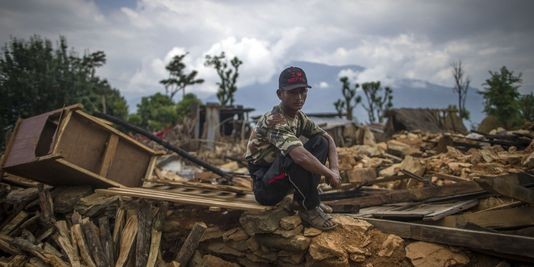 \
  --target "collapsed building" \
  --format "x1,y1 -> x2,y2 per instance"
1,105 -> 533,266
